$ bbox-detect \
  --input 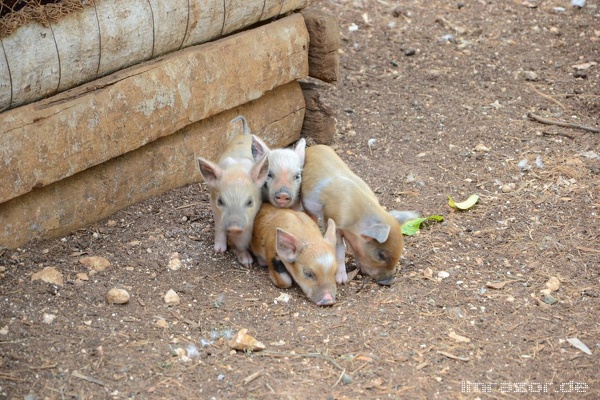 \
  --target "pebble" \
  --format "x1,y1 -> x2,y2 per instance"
42,313 -> 56,324
156,318 -> 168,329
168,253 -> 182,271
501,182 -> 517,193
164,289 -> 181,306
474,144 -> 490,152
106,288 -> 130,304
79,256 -> 111,271
31,267 -> 63,286
404,49 -> 416,56
519,70 -> 539,81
